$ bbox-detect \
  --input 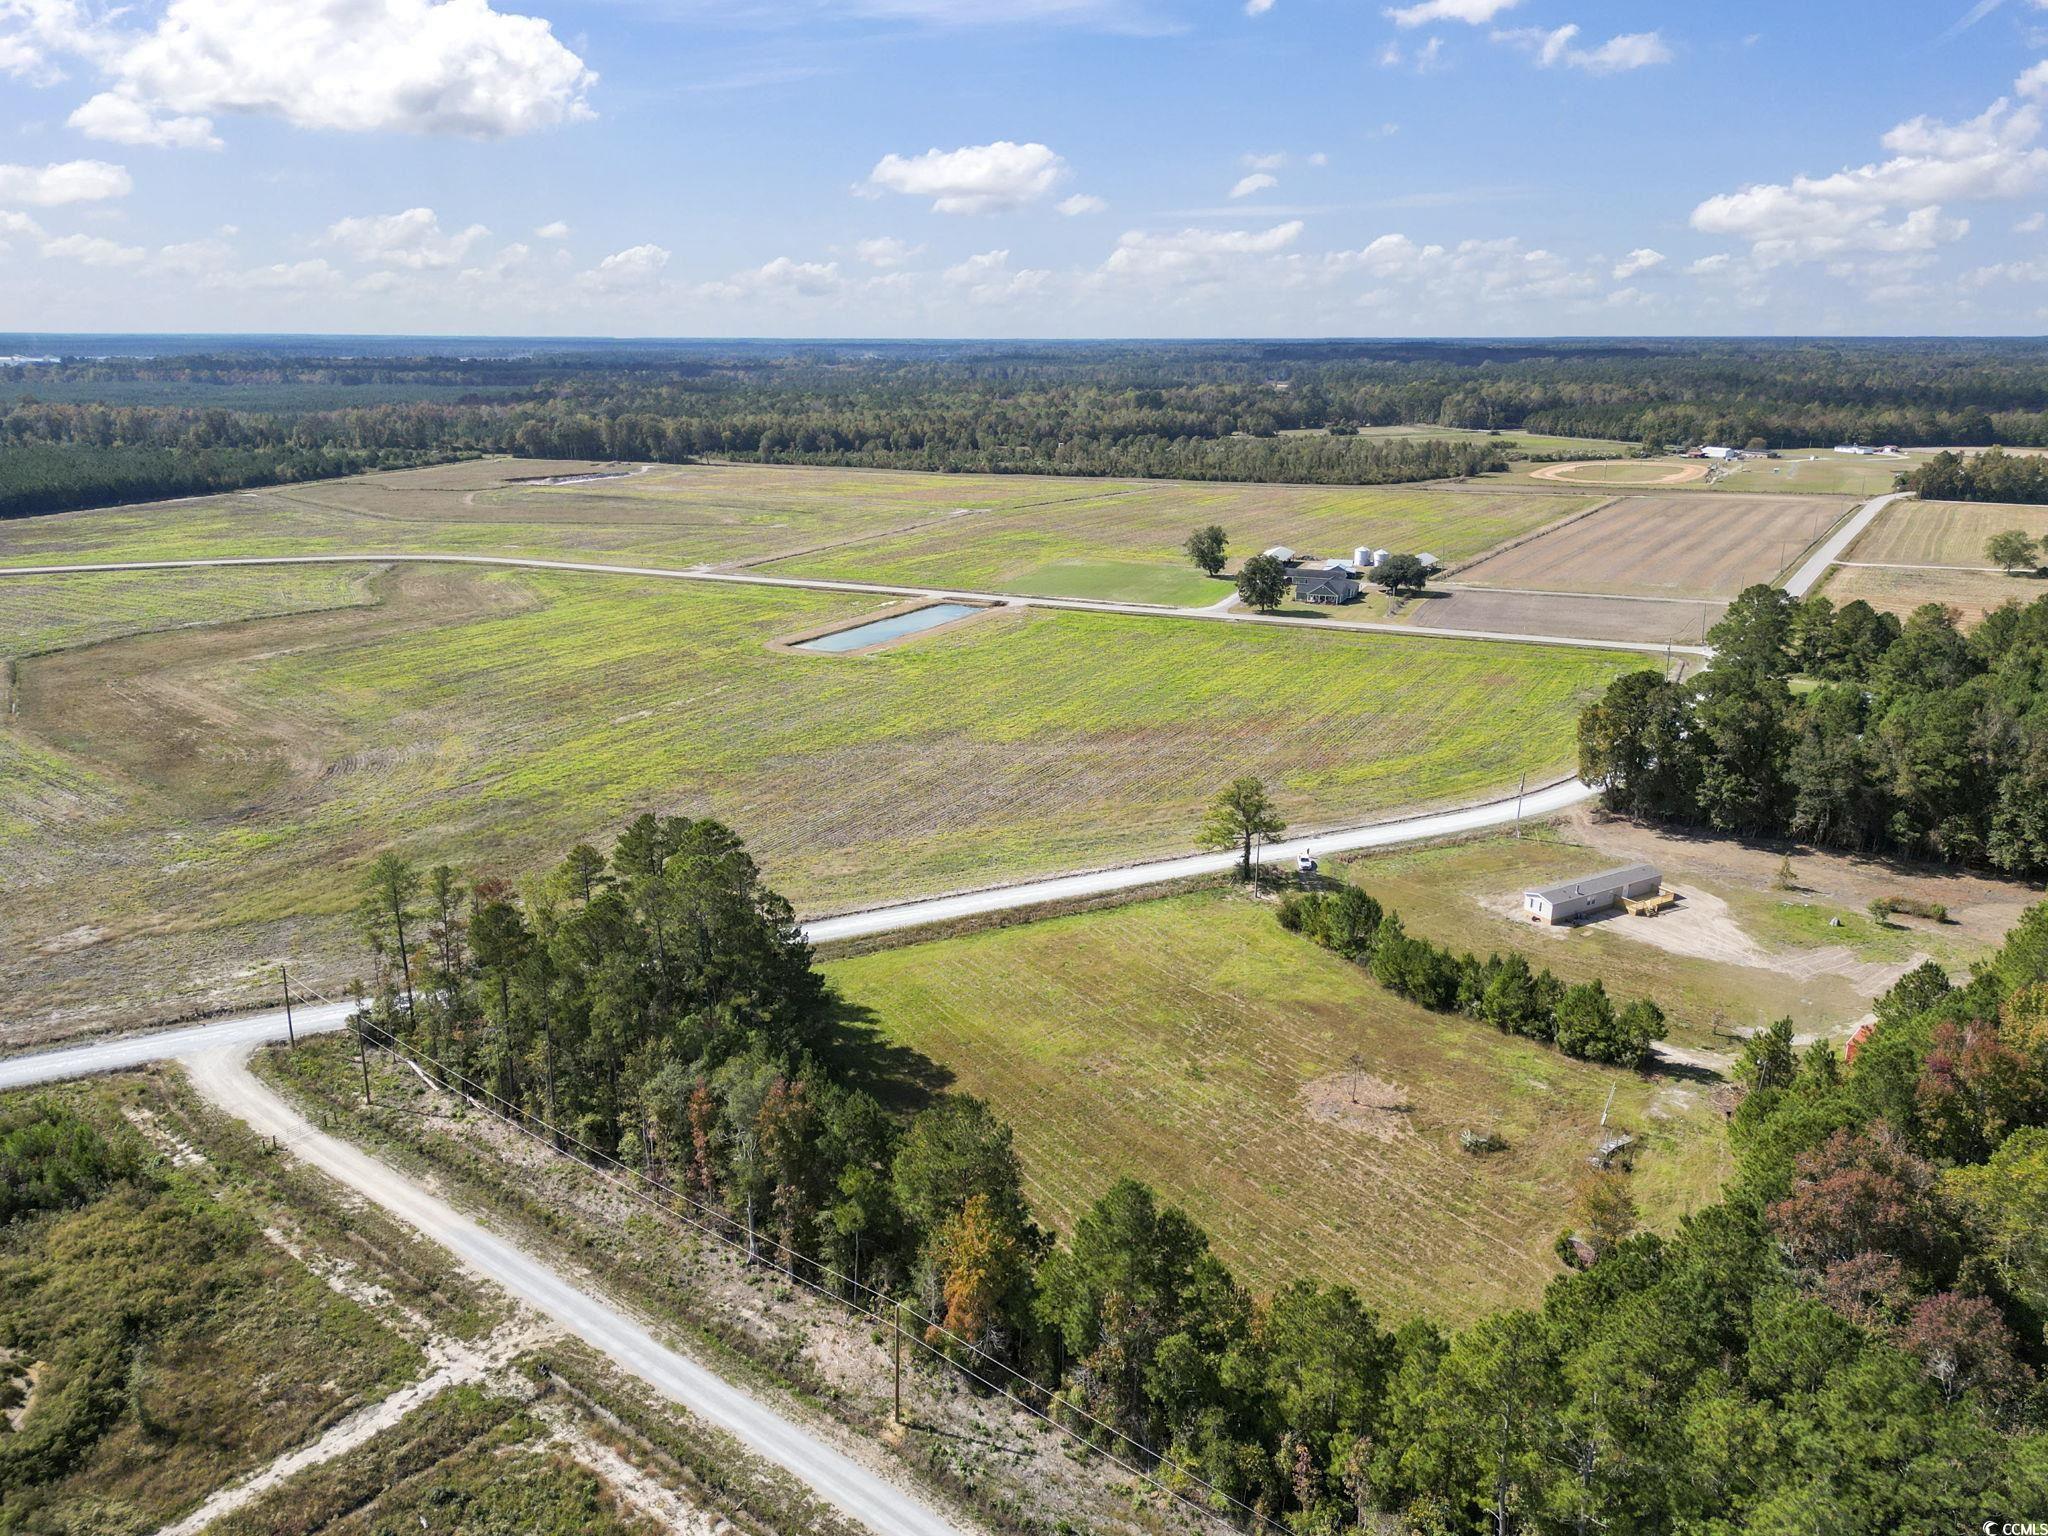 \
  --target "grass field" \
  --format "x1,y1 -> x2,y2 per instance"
759,479 -> 1591,604
1845,497 -> 2048,566
826,889 -> 1731,1322
1408,588 -> 1724,645
1710,453 -> 1922,497
0,1071 -> 465,1534
1346,425 -> 1637,458
1,565 -> 1639,1043
1817,562 -> 2048,625
0,458 -> 1589,611
1455,493 -> 1852,599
